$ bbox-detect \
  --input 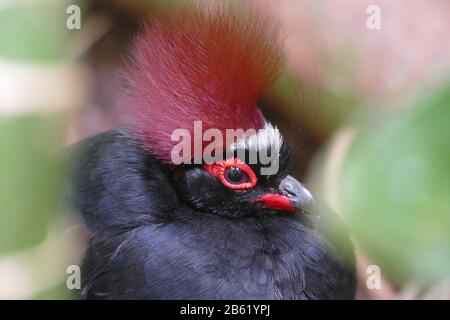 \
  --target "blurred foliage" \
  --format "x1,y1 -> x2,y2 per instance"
0,116 -> 65,253
0,0 -> 76,299
0,2 -> 70,62
334,83 -> 450,285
